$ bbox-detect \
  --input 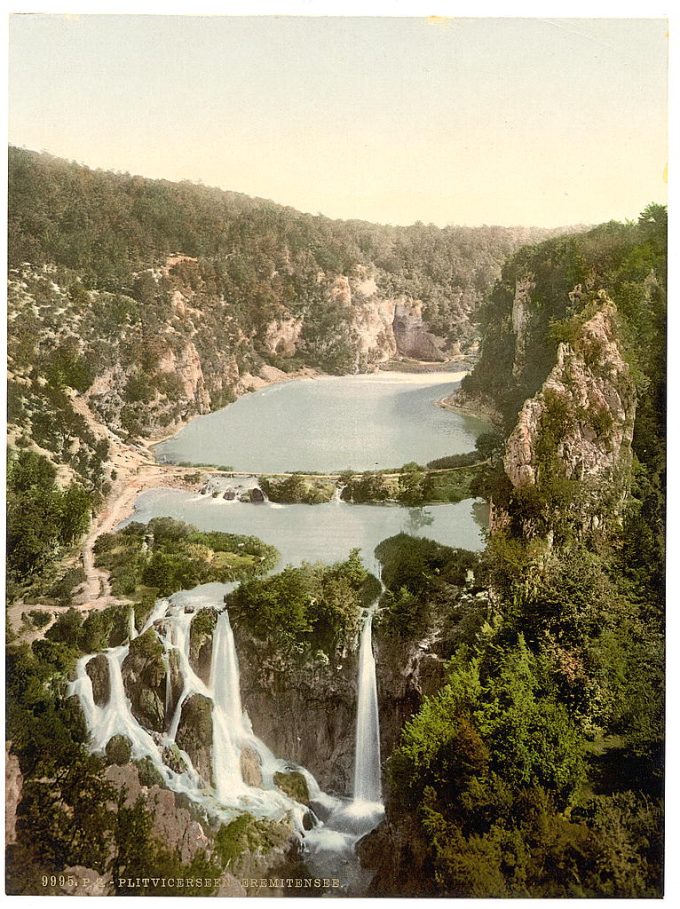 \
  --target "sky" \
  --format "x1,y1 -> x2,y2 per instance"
8,14 -> 668,228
